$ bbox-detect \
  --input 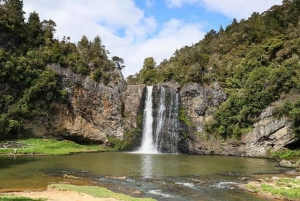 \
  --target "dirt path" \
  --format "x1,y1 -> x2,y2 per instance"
2,188 -> 119,201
